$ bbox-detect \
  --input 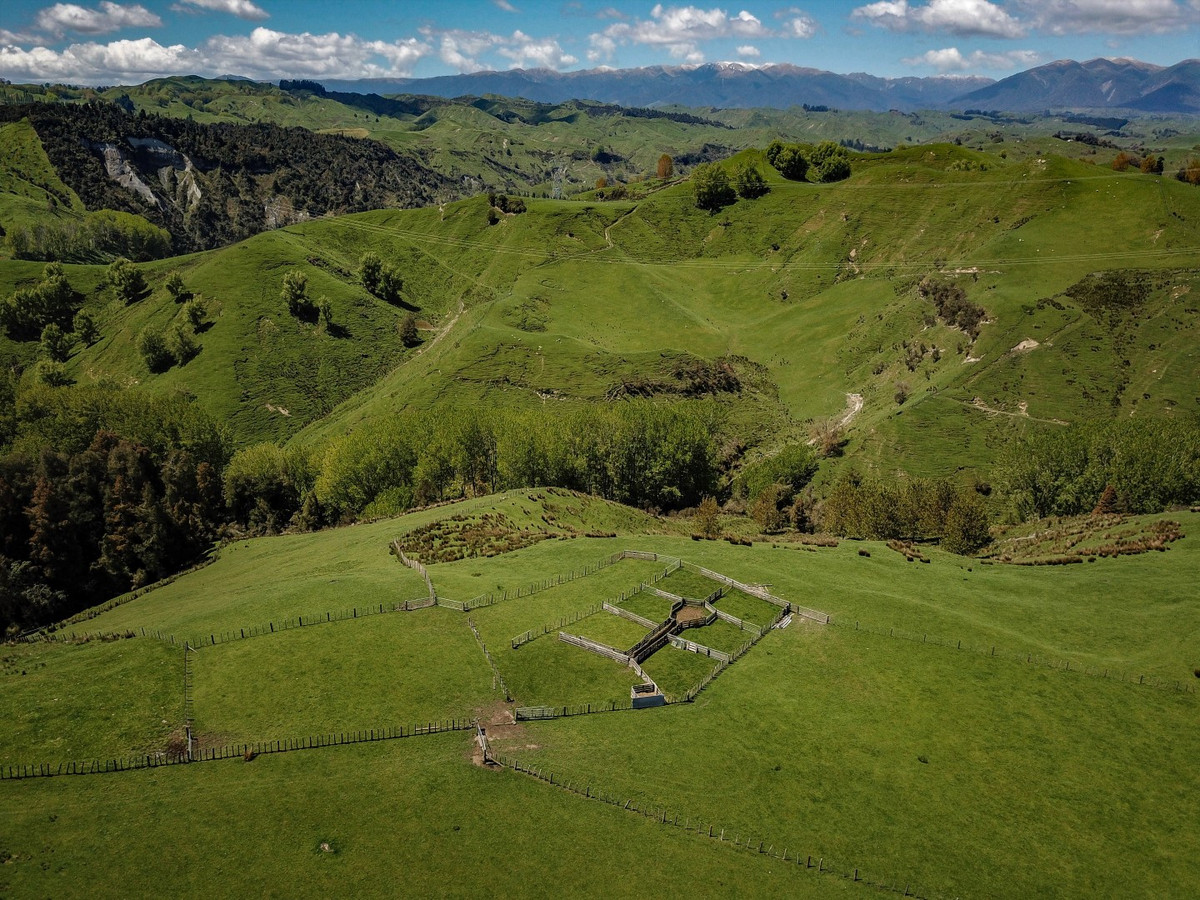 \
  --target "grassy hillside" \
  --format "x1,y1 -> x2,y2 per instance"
3,494 -> 1196,896
5,141 -> 1198,475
